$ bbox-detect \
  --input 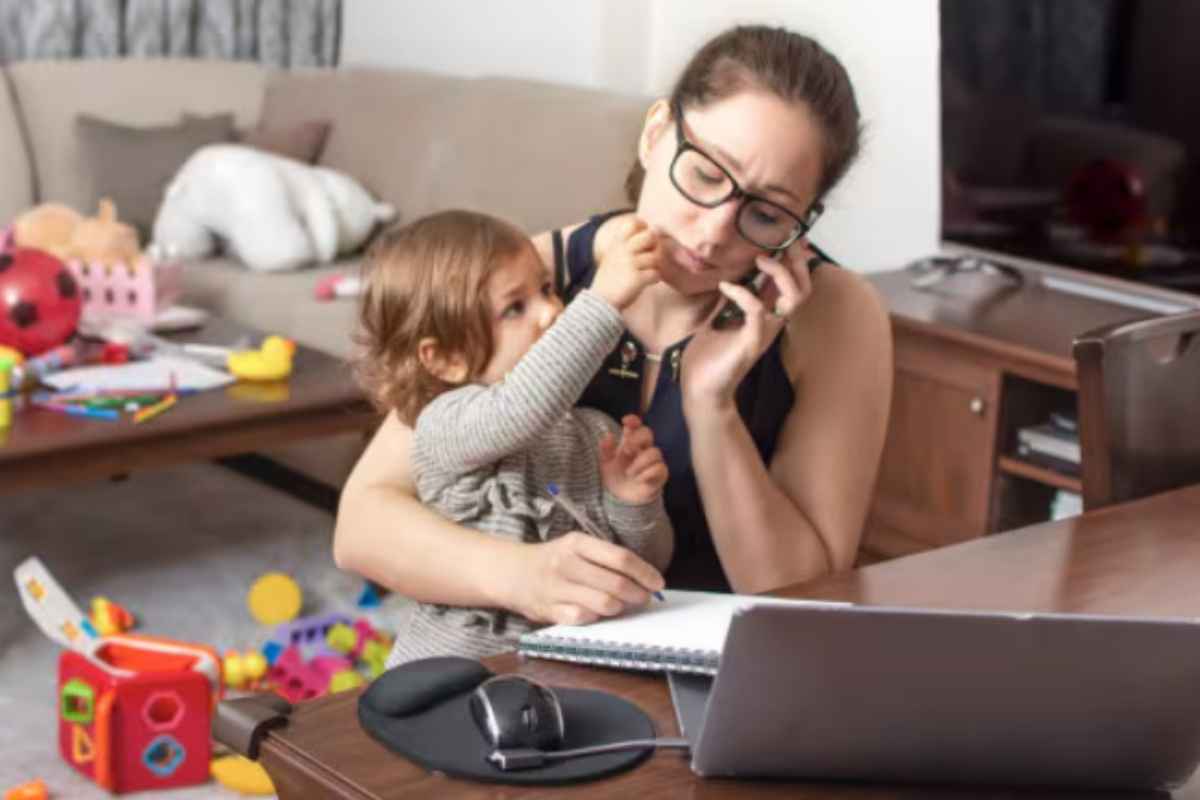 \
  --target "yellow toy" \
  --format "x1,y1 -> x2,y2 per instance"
227,335 -> 296,381
222,649 -> 269,690
13,202 -> 83,260
210,755 -> 274,795
67,199 -> 141,266
89,596 -> 135,636
246,572 -> 302,625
